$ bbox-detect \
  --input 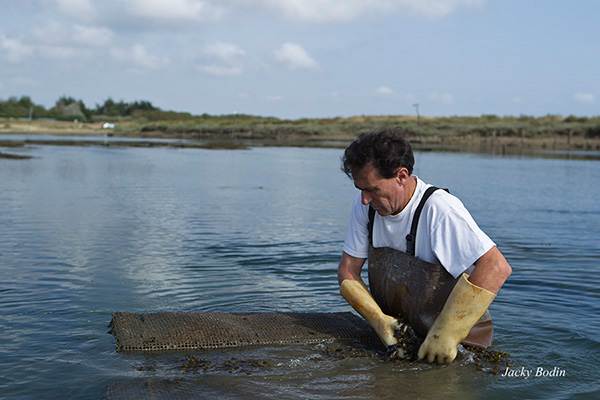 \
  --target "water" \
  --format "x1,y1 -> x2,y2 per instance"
1,141 -> 599,399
